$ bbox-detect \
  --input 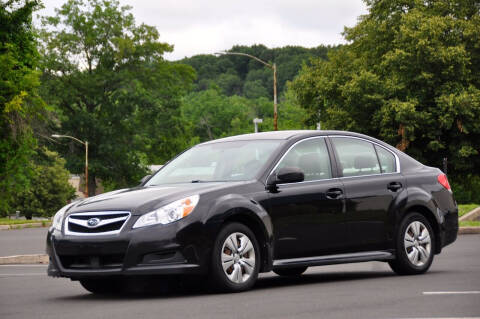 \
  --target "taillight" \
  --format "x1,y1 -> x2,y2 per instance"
437,174 -> 451,190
